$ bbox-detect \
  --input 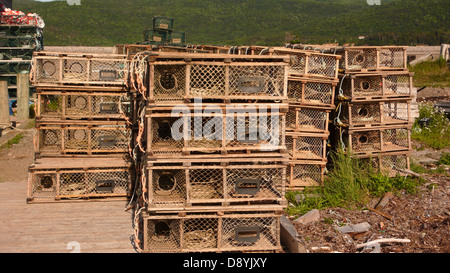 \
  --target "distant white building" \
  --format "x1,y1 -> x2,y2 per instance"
358,36 -> 366,40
